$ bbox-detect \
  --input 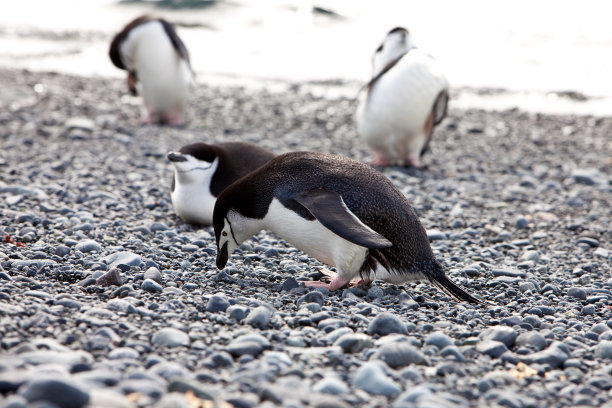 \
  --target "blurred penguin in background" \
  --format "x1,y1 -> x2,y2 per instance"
109,15 -> 193,126
356,27 -> 449,167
